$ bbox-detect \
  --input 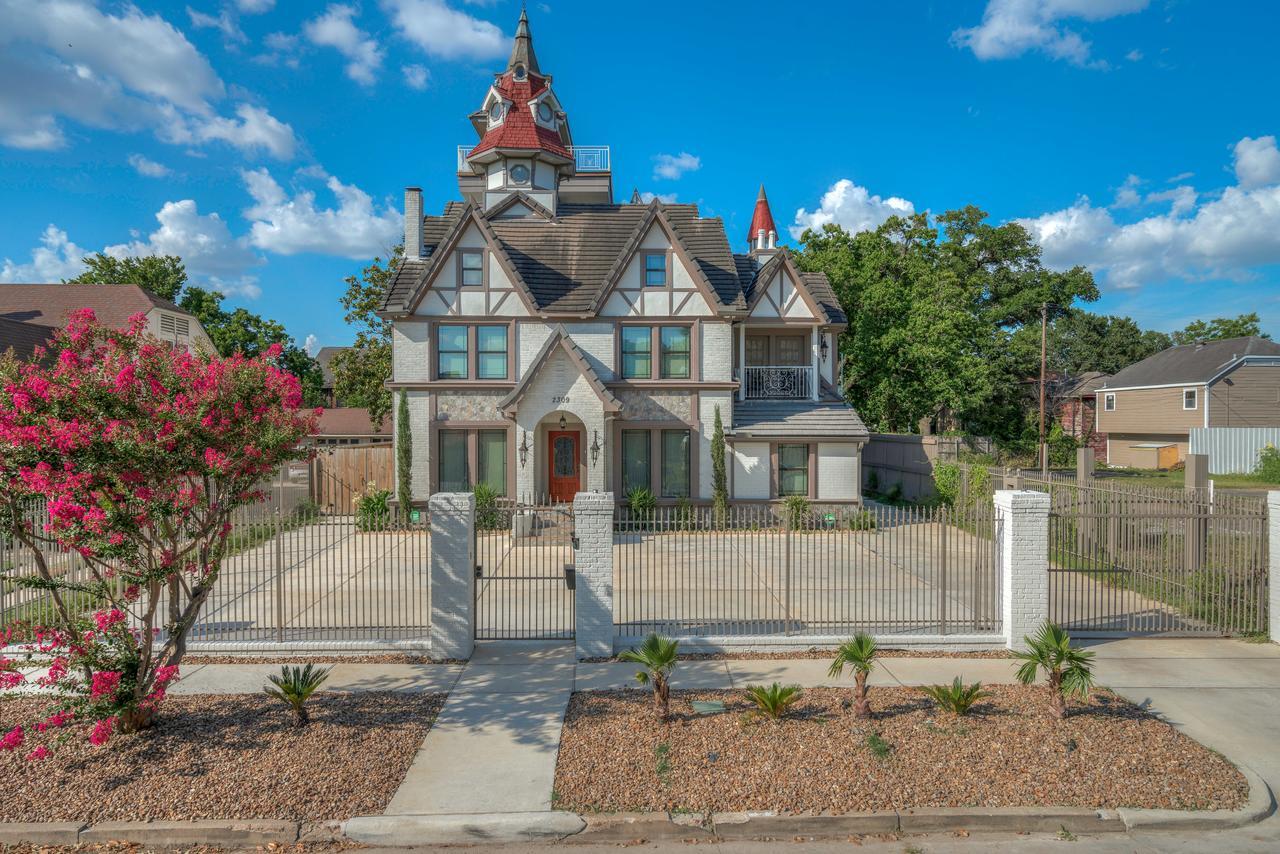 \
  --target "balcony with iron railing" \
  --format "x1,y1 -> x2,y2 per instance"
742,366 -> 815,400
456,145 -> 610,173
